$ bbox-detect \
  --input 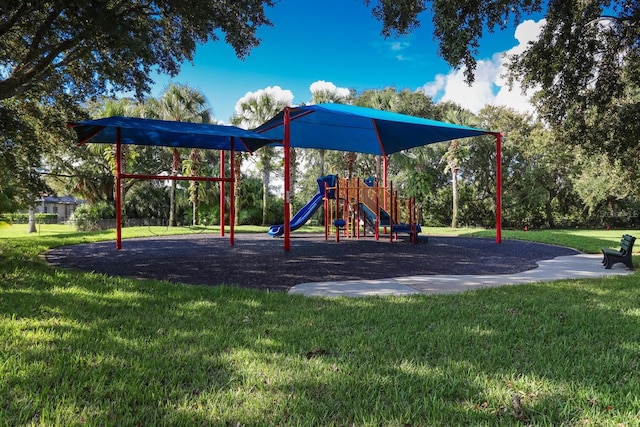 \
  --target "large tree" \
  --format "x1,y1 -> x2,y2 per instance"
0,0 -> 274,102
45,98 -> 135,205
440,104 -> 478,228
366,0 -> 640,155
144,84 -> 212,226
0,0 -> 273,213
232,86 -> 293,226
